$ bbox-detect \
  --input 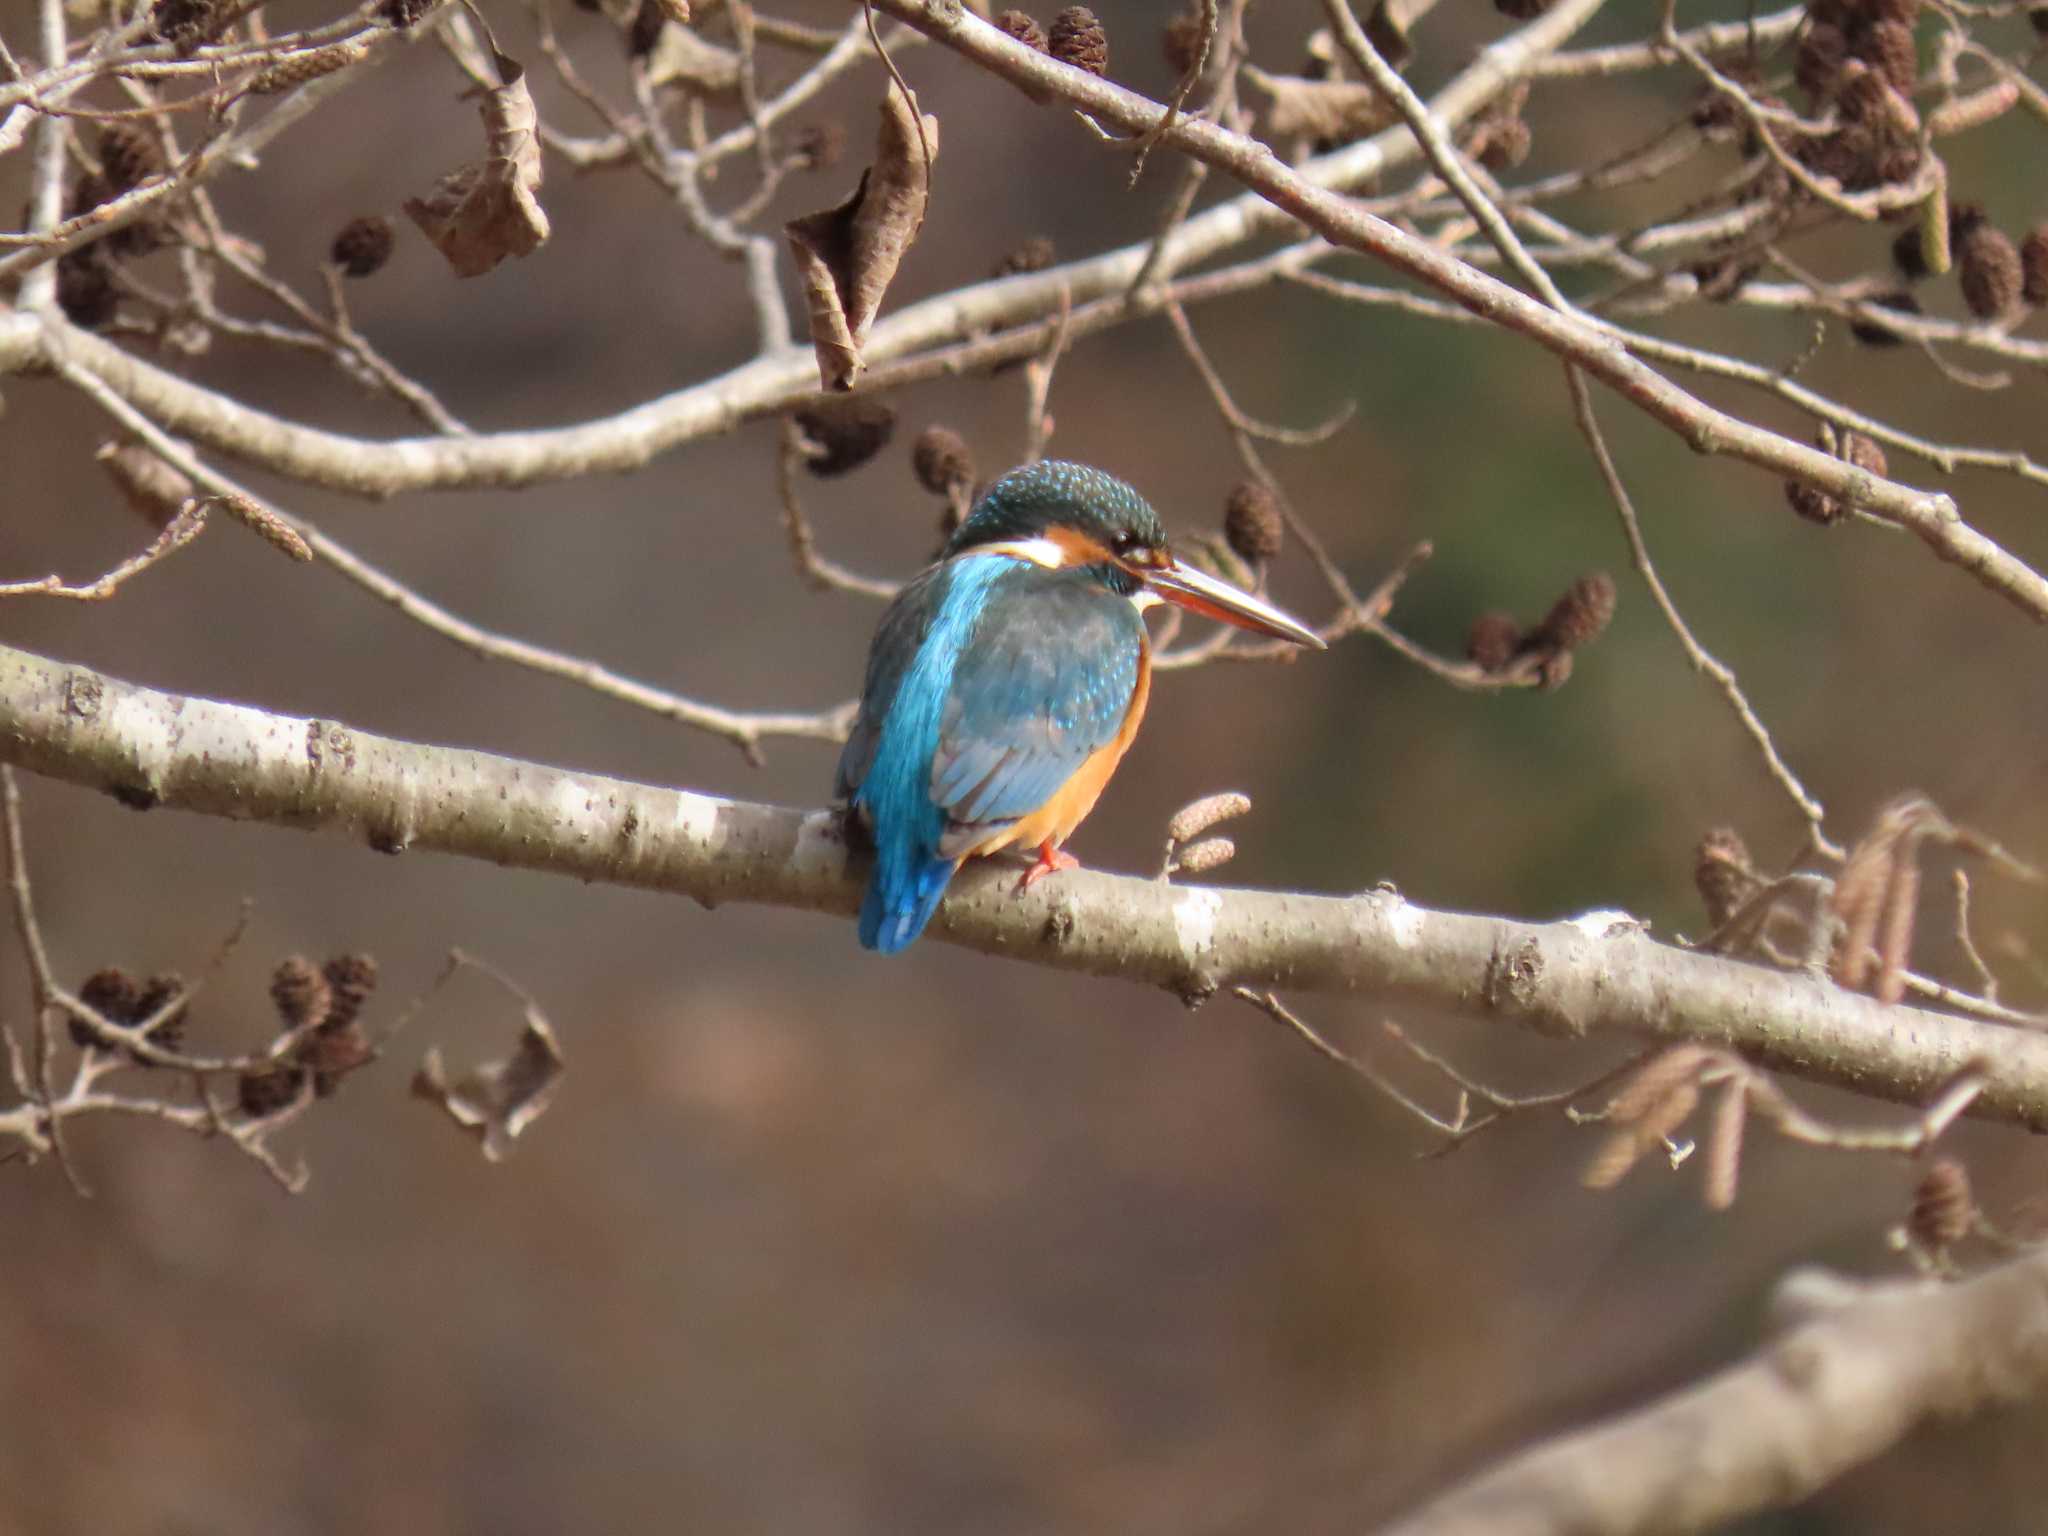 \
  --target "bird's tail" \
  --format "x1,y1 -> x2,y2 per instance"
859,848 -> 957,954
